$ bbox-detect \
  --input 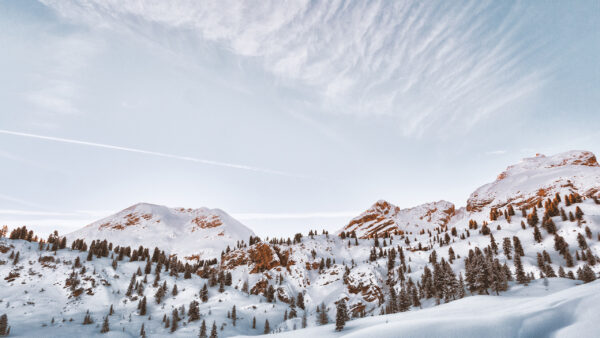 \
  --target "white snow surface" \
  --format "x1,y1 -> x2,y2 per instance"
67,203 -> 255,259
259,278 -> 600,338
